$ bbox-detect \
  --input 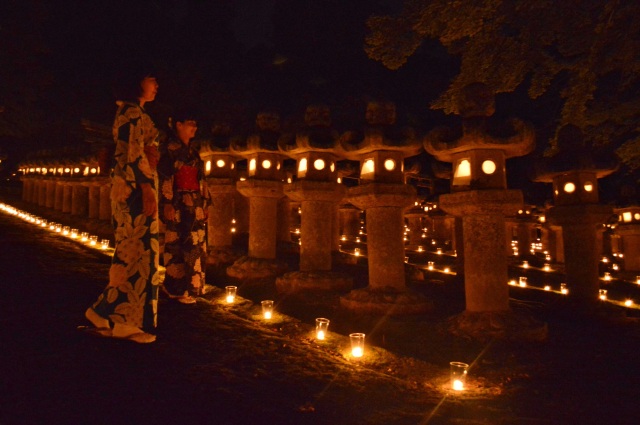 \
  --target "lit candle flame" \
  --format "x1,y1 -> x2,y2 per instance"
316,330 -> 325,340
352,347 -> 363,357
452,379 -> 464,391
226,295 -> 235,303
